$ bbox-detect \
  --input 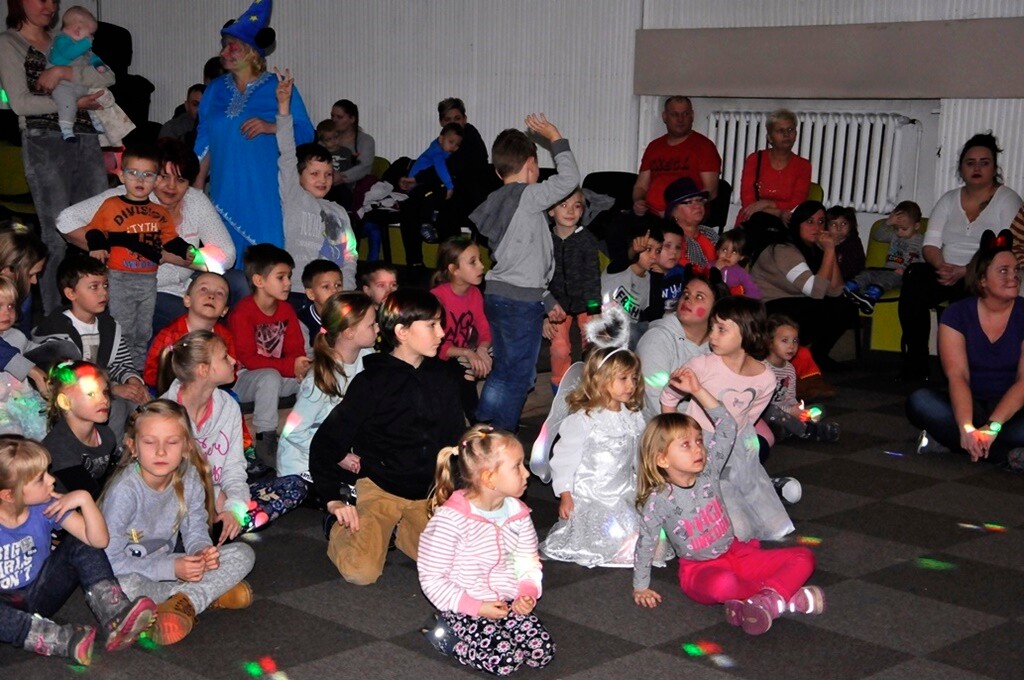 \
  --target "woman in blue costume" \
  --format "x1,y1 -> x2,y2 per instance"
194,0 -> 313,260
